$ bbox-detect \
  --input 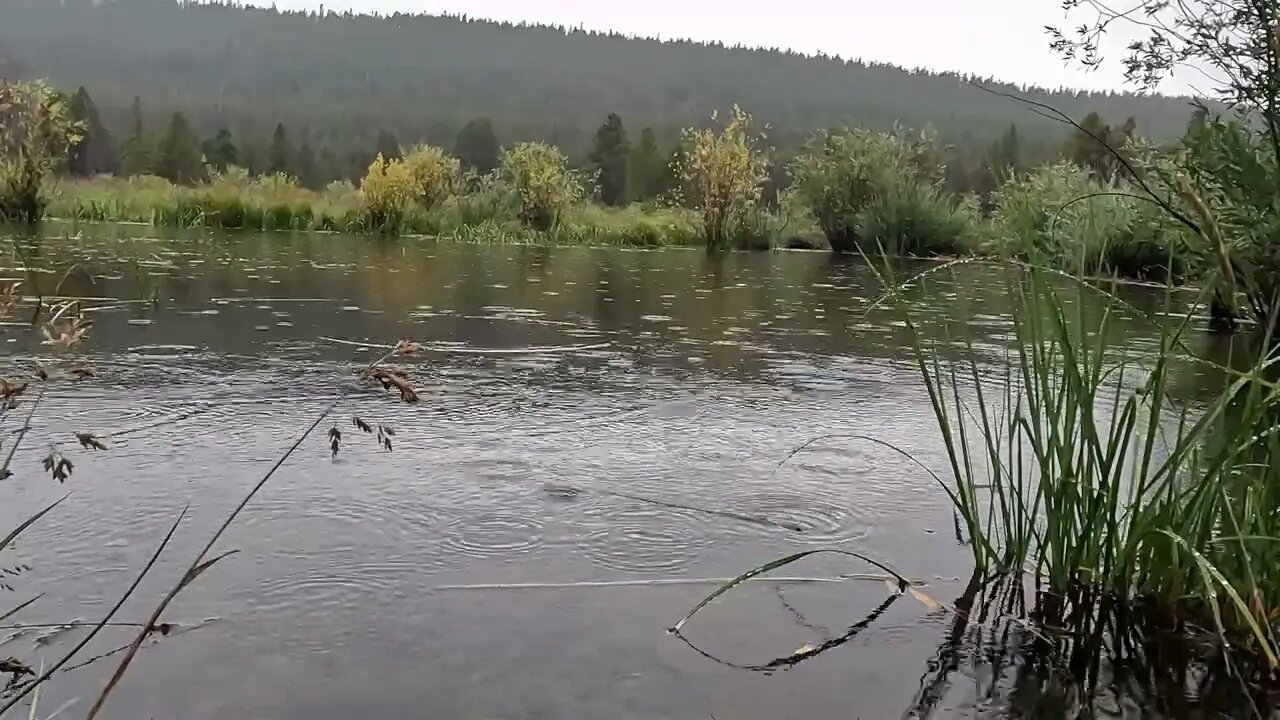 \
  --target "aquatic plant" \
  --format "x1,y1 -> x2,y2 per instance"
886,261 -> 1280,690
